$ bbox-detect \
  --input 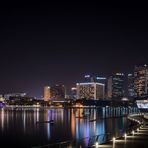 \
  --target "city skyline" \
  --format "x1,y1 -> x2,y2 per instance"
0,2 -> 148,97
